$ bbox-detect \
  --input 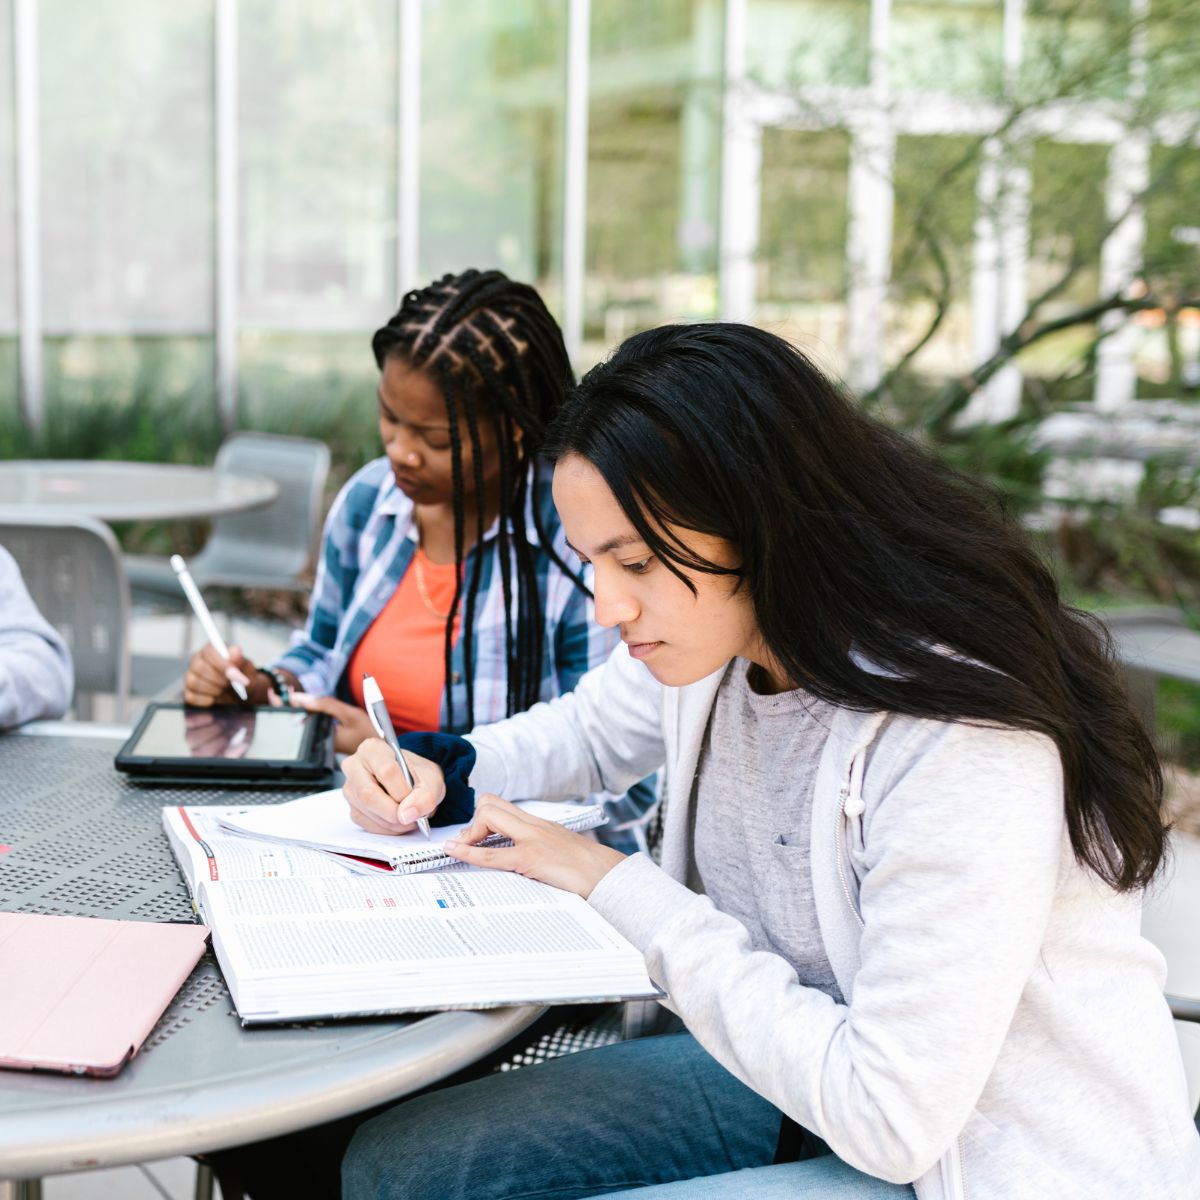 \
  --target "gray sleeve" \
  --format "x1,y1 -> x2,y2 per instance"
0,547 -> 74,727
